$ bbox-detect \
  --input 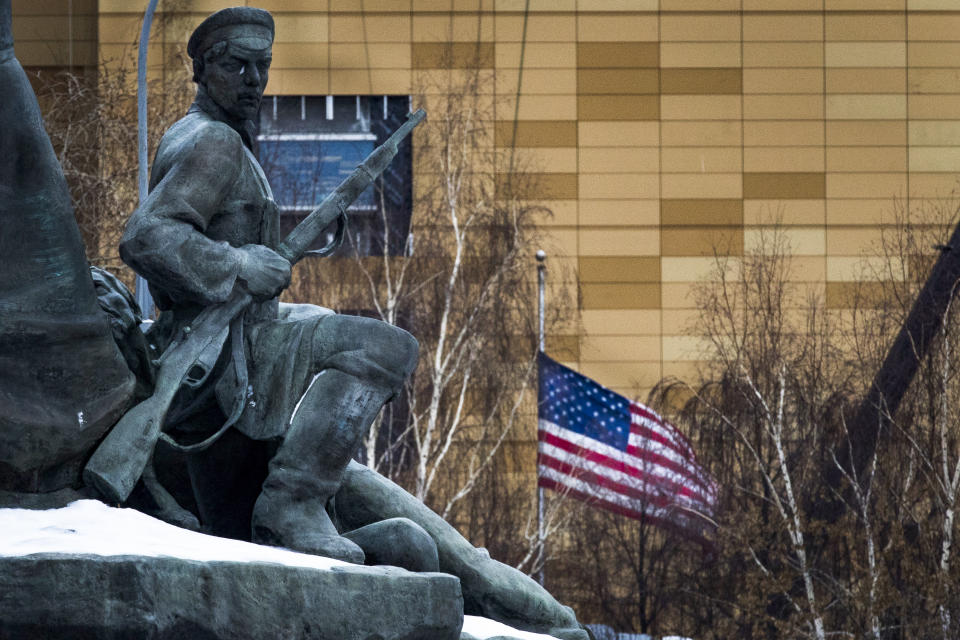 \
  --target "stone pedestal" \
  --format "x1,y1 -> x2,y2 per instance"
0,501 -> 561,640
